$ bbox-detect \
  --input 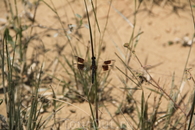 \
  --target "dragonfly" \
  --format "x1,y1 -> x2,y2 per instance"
75,56 -> 115,72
